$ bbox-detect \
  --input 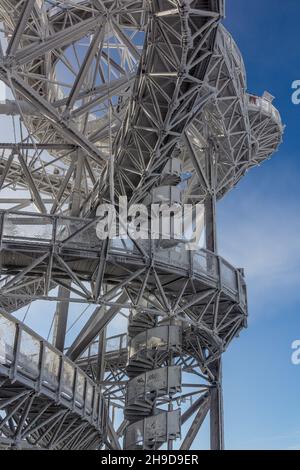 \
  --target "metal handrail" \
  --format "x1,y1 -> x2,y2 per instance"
0,309 -> 106,429
247,93 -> 283,127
